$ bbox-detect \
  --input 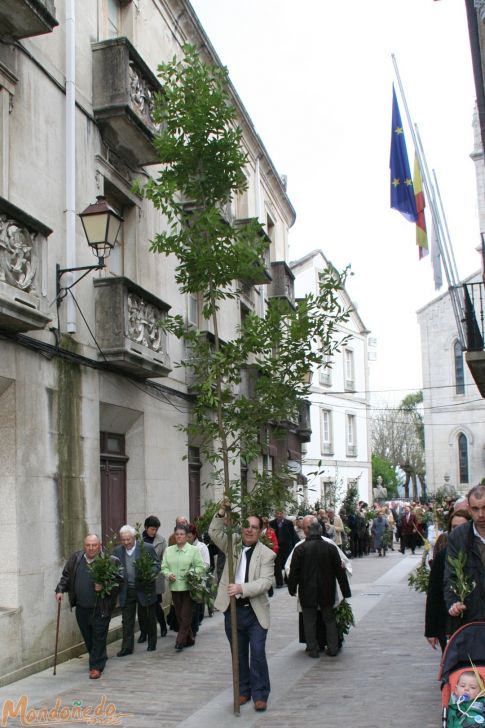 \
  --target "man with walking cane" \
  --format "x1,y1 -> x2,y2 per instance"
55,534 -> 122,679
